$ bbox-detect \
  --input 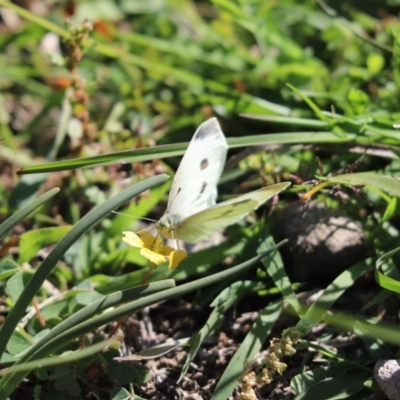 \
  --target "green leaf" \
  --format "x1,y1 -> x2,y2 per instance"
53,372 -> 81,396
0,259 -> 20,281
5,270 -> 34,303
375,247 -> 400,293
291,364 -> 351,396
347,88 -> 369,114
75,290 -> 105,306
110,387 -> 133,400
327,172 -> 400,198
367,53 -> 385,75
382,197 -> 398,222
18,226 -> 72,263
294,373 -> 370,400
6,329 -> 34,356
